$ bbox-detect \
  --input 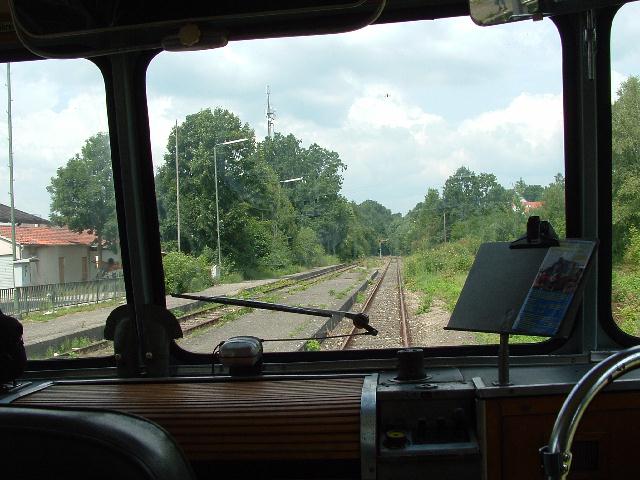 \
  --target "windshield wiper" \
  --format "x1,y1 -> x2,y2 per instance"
171,293 -> 378,336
